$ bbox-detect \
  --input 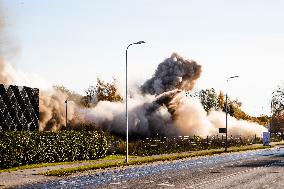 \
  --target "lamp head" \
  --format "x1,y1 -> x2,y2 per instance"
227,75 -> 239,81
231,75 -> 239,79
133,41 -> 145,44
